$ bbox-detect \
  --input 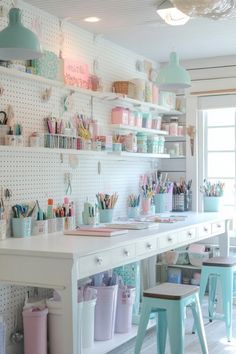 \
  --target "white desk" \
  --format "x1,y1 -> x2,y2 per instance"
0,212 -> 234,354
